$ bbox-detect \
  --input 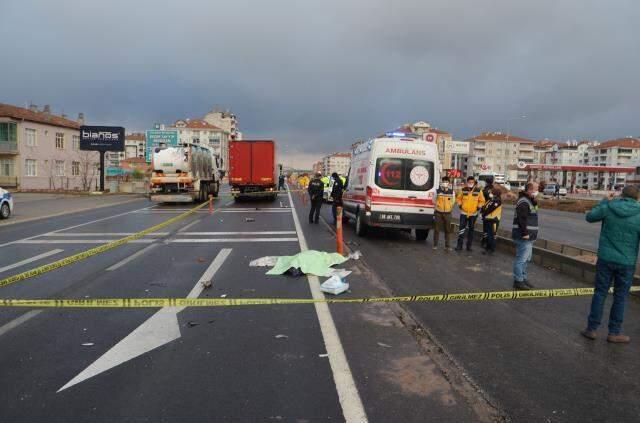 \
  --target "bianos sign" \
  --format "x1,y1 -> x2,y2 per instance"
79,126 -> 125,152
